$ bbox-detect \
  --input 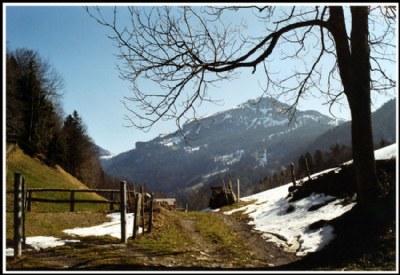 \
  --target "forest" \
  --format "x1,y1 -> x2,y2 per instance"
6,48 -> 119,190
